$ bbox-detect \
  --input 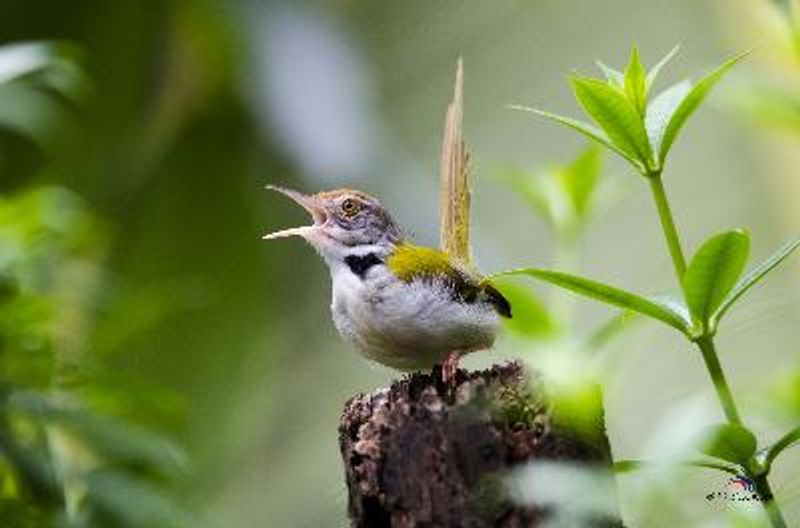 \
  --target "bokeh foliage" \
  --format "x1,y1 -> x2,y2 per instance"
0,43 -> 196,526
